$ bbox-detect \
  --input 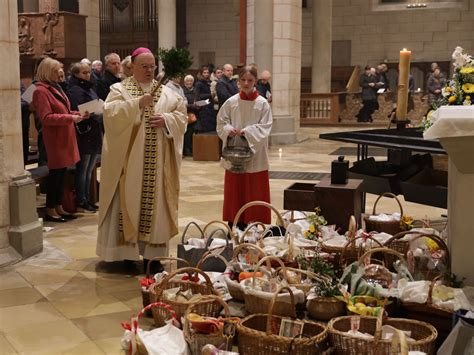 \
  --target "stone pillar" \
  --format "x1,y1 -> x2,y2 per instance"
311,0 -> 332,93
79,0 -> 101,60
39,0 -> 58,13
254,0 -> 273,74
269,0 -> 302,145
0,1 -> 43,266
158,0 -> 176,71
